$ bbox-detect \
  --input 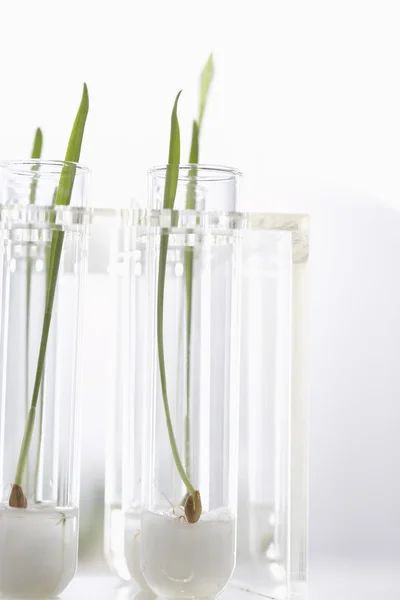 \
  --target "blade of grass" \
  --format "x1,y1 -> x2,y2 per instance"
157,91 -> 196,498
31,128 -> 43,159
198,53 -> 214,128
27,129 -> 44,386
28,128 -> 43,210
13,85 -> 89,493
24,128 -> 44,495
30,128 -> 43,159
184,54 -> 214,476
184,122 -> 198,478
